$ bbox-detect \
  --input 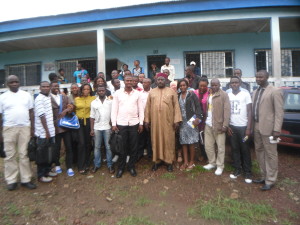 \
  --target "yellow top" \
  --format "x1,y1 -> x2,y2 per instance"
75,95 -> 96,125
